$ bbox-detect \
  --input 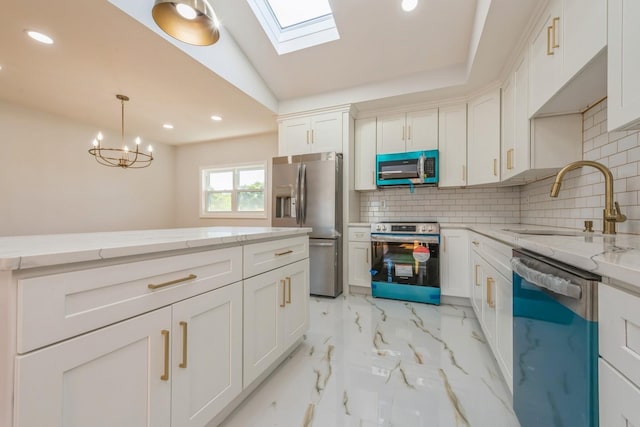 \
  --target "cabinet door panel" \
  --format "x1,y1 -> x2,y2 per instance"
495,272 -> 513,391
468,89 -> 501,185
608,0 -> 640,130
599,359 -> 640,427
280,117 -> 311,155
438,104 -> 467,187
561,0 -> 606,82
440,230 -> 470,298
171,282 -> 242,427
348,242 -> 371,287
376,114 -> 406,154
14,308 -> 171,427
311,112 -> 342,153
243,269 -> 283,387
501,75 -> 515,180
529,7 -> 562,116
354,118 -> 377,190
282,259 -> 310,349
406,109 -> 438,151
